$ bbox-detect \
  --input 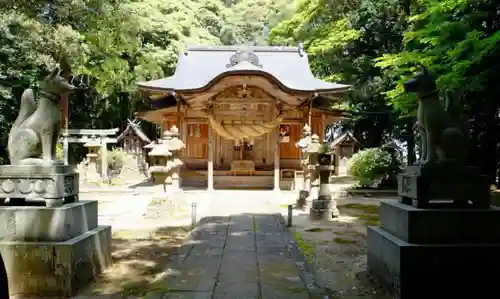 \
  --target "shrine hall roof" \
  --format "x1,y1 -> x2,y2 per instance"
117,119 -> 151,143
137,45 -> 350,94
